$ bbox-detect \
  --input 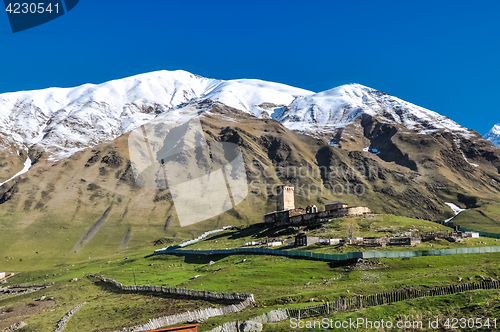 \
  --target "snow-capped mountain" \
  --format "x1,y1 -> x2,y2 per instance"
485,124 -> 500,147
3,71 -> 500,261
0,70 -> 312,159
277,83 -> 472,136
0,70 -> 479,161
